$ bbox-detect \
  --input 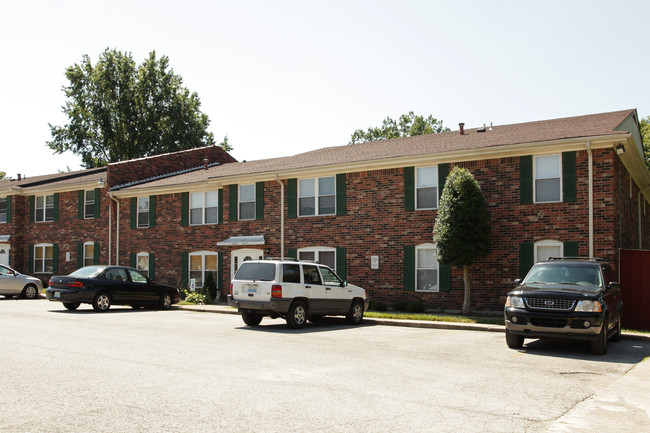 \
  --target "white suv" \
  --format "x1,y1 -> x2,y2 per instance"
227,258 -> 369,329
